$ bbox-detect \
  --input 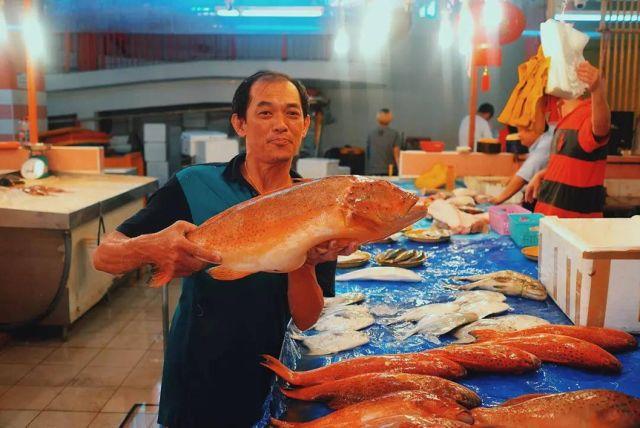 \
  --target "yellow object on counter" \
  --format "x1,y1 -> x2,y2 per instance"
415,163 -> 447,190
498,47 -> 550,134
